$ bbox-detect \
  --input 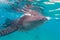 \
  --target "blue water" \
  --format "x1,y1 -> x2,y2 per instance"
0,0 -> 60,40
